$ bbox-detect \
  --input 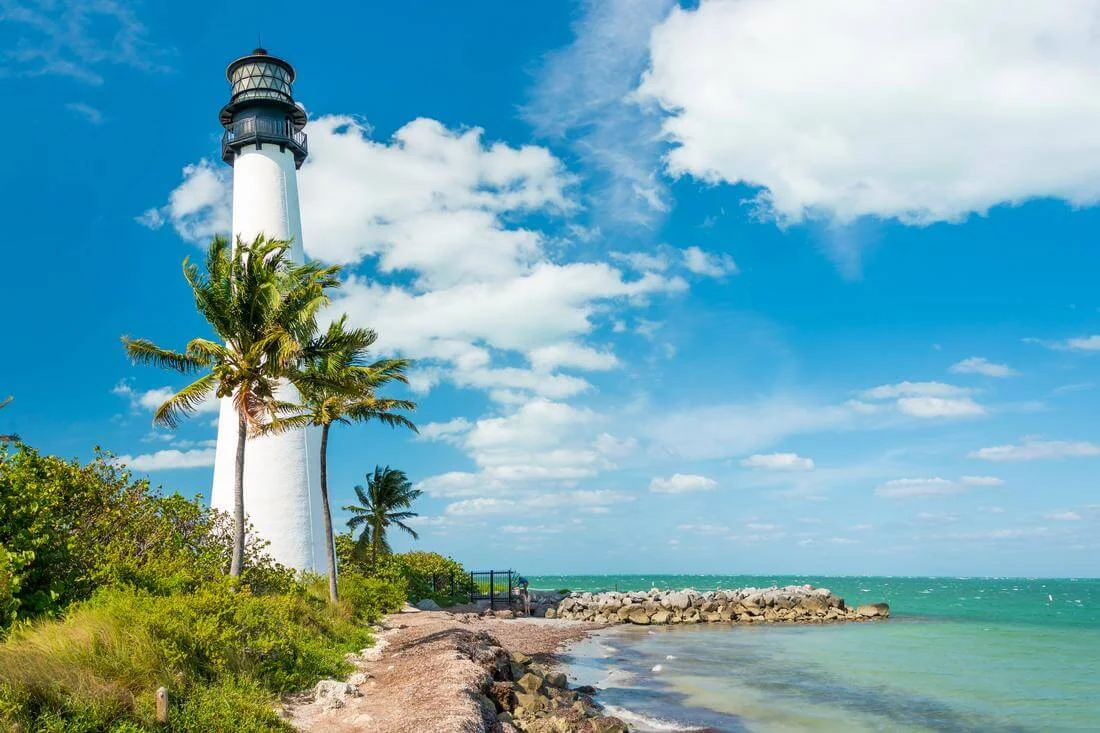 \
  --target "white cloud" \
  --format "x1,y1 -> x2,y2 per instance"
1028,334 -> 1100,351
862,381 -> 968,400
1066,335 -> 1100,351
649,473 -> 717,494
740,452 -> 814,471
682,246 -> 738,277
1044,511 -> 1082,521
968,439 -> 1100,462
418,417 -> 472,443
875,475 -> 1002,498
138,160 -> 231,243
637,0 -> 1100,227
300,116 -> 572,287
896,396 -> 985,418
528,343 -> 619,372
116,447 -> 216,471
335,263 -> 683,401
862,381 -> 985,418
611,250 -> 671,272
443,490 -> 632,516
949,357 -> 1018,378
